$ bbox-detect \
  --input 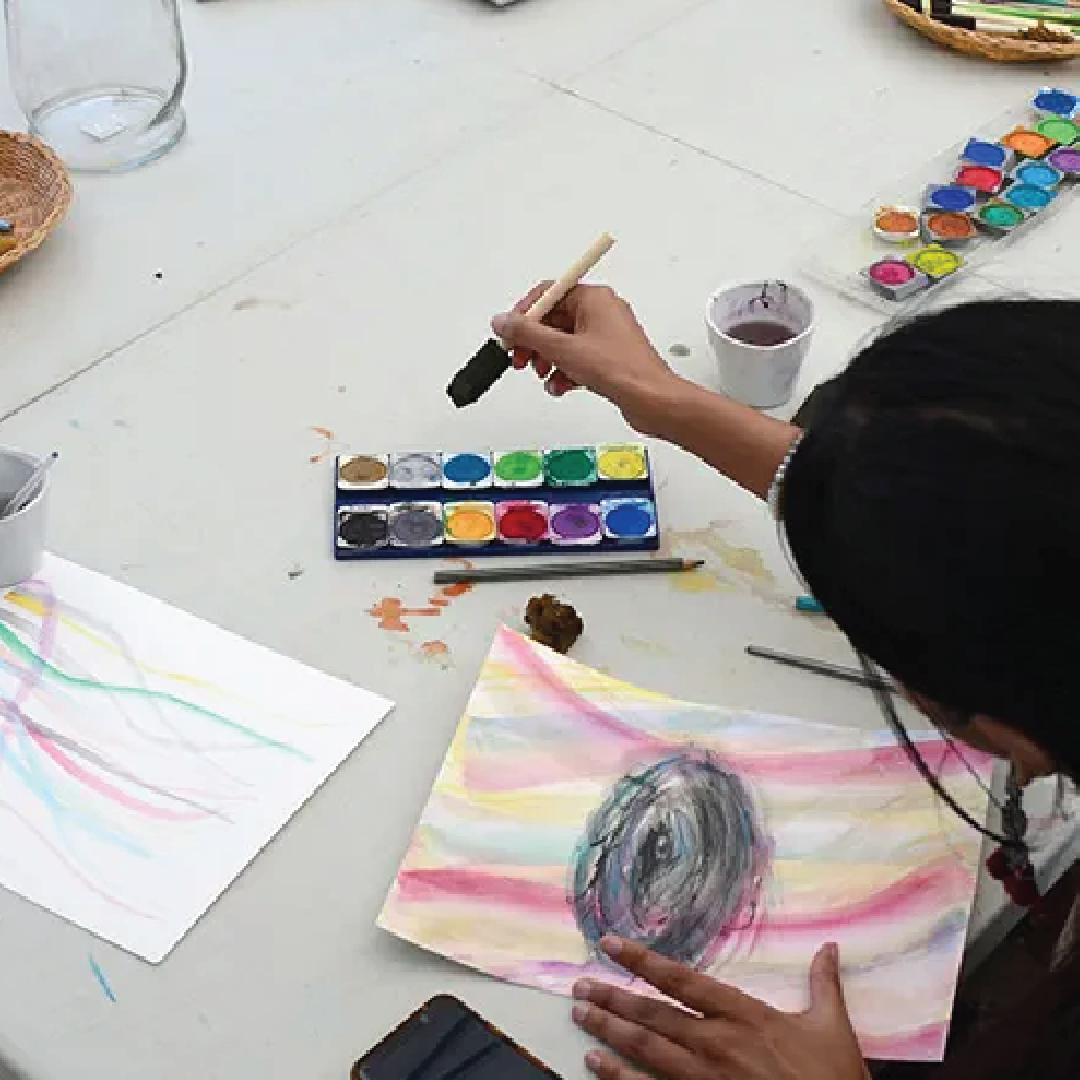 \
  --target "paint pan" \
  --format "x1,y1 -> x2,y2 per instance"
953,165 -> 1004,196
975,201 -> 1027,235
493,450 -> 544,489
596,443 -> 649,482
863,257 -> 930,301
1047,146 -> 1080,179
545,447 -> 598,488
923,184 -> 977,214
442,452 -> 493,490
390,452 -> 442,490
445,501 -> 496,546
337,454 -> 389,491
1036,117 -> 1079,148
906,245 -> 963,283
601,498 -> 656,542
337,506 -> 390,549
549,503 -> 603,547
872,206 -> 920,243
389,502 -> 444,548
1012,161 -> 1064,190
961,139 -> 1012,171
1033,88 -> 1078,119
1004,183 -> 1057,213
496,501 -> 549,544
922,211 -> 977,246
1001,128 -> 1055,160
